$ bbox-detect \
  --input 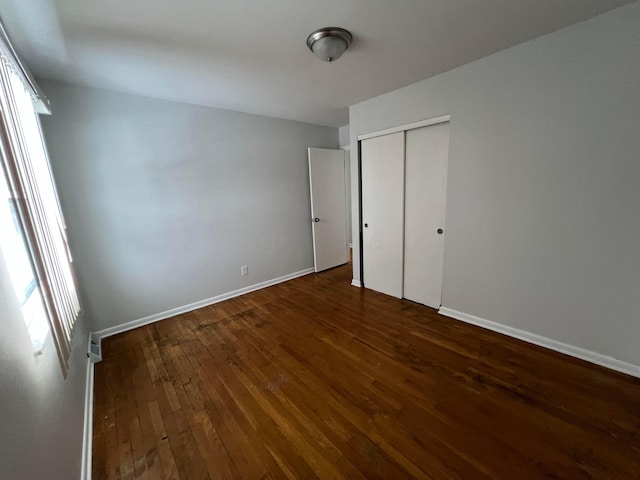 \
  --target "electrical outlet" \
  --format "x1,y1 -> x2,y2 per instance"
241,265 -> 248,276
